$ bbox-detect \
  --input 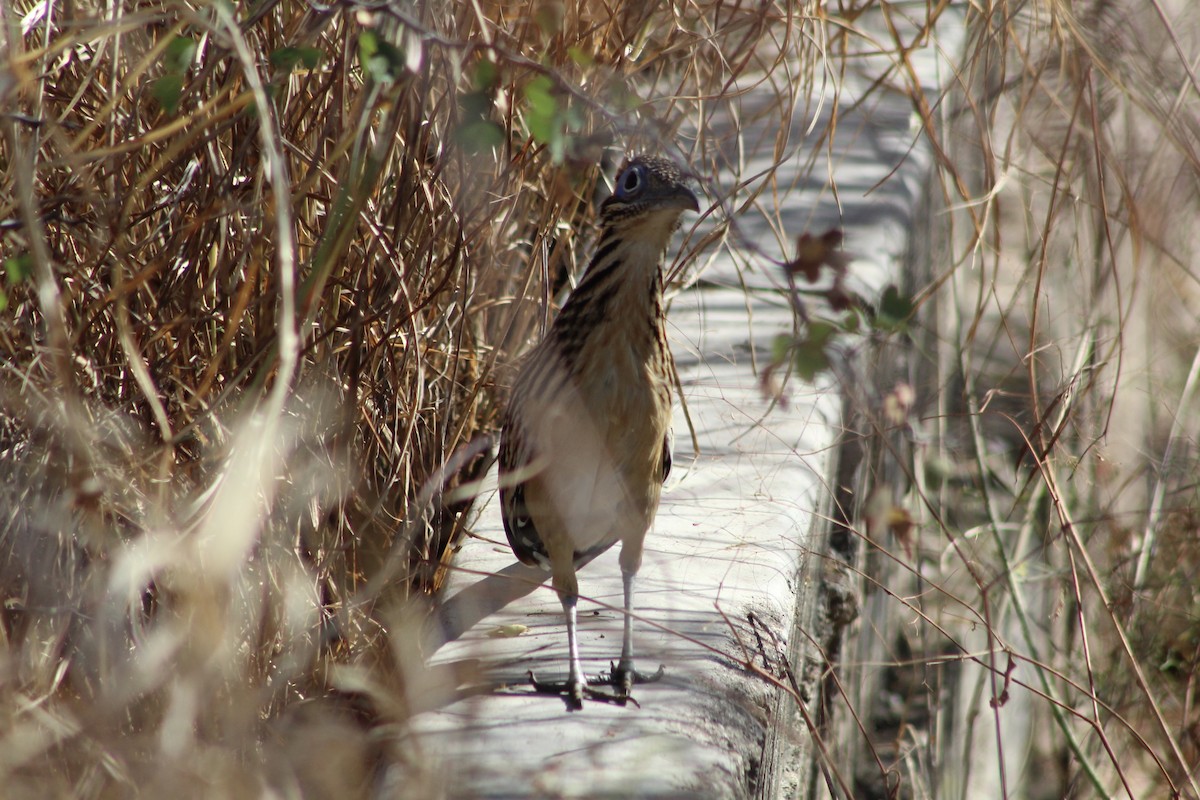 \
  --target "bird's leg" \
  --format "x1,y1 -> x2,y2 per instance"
604,568 -> 664,695
563,593 -> 587,705
528,568 -> 588,710
616,569 -> 637,684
